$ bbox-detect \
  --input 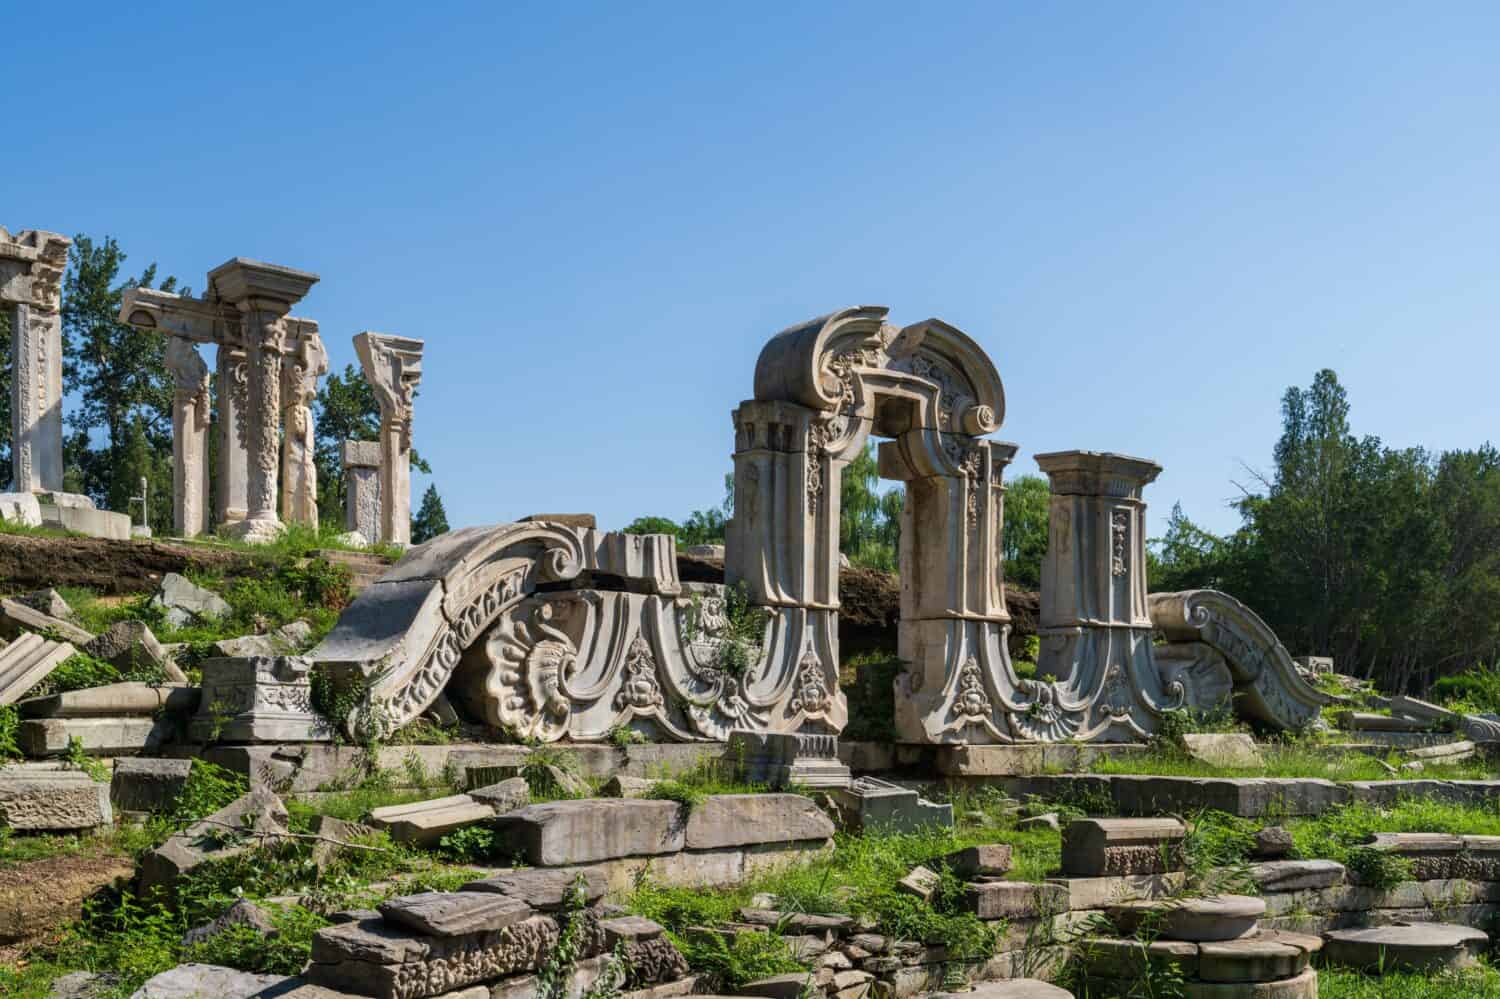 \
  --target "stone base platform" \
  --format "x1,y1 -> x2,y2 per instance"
37,493 -> 131,541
